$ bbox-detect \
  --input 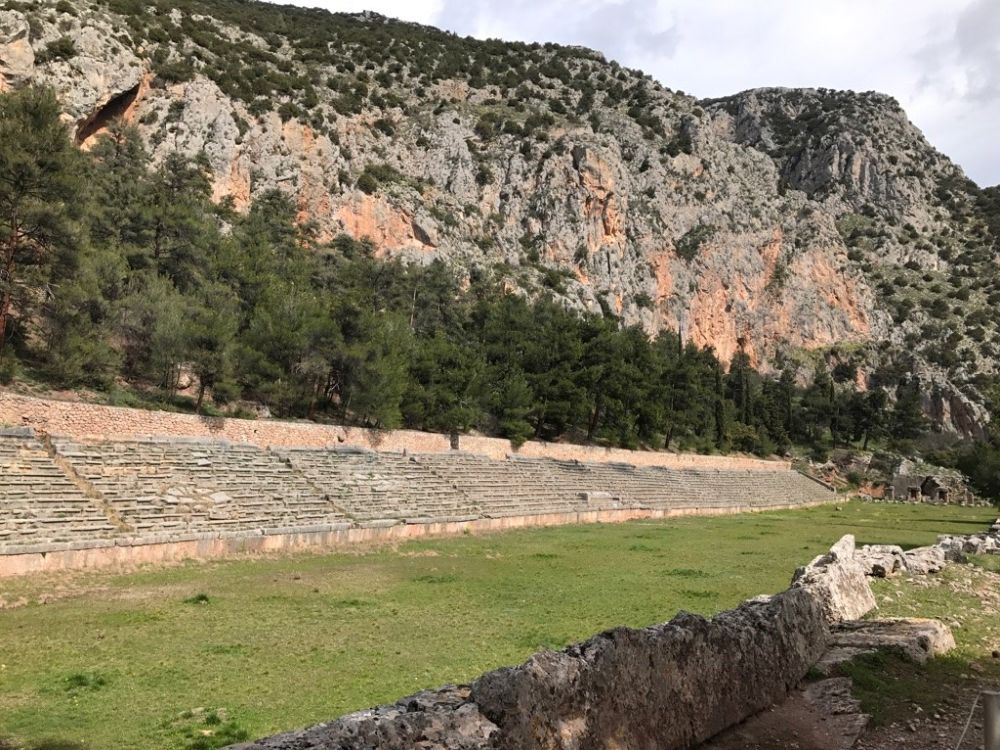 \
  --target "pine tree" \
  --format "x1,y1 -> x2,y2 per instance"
726,351 -> 756,425
713,361 -> 728,451
40,239 -> 122,386
492,370 -> 534,446
402,333 -> 485,433
185,283 -> 239,413
799,364 -> 834,446
0,87 -> 83,368
889,377 -> 927,441
148,152 -> 218,292
847,387 -> 887,449
87,123 -> 153,271
341,315 -> 410,429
